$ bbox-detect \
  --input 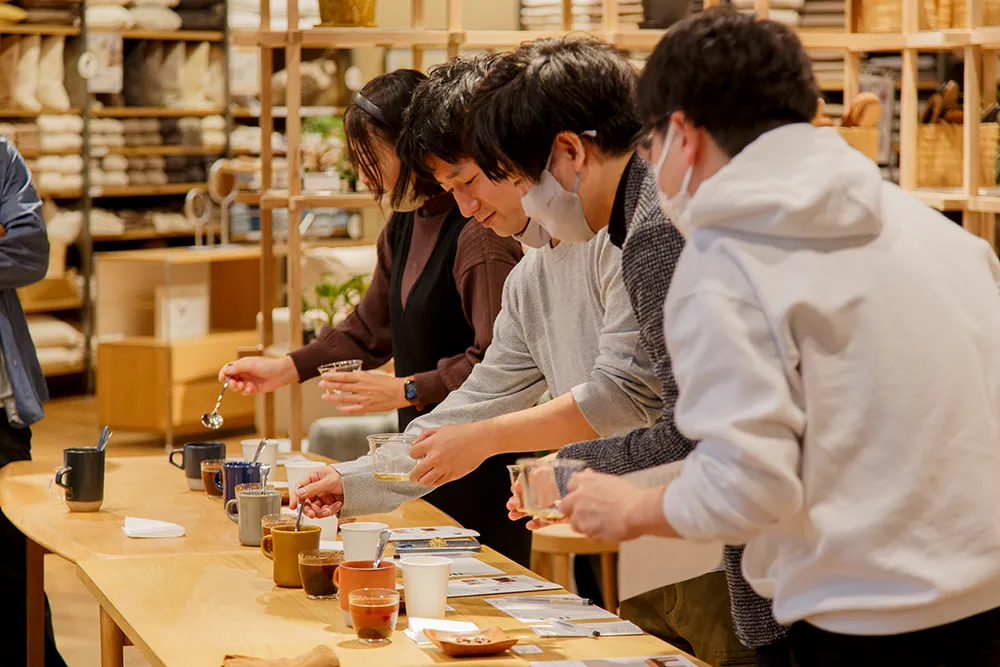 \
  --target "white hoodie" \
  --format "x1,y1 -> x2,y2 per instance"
661,123 -> 1000,635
